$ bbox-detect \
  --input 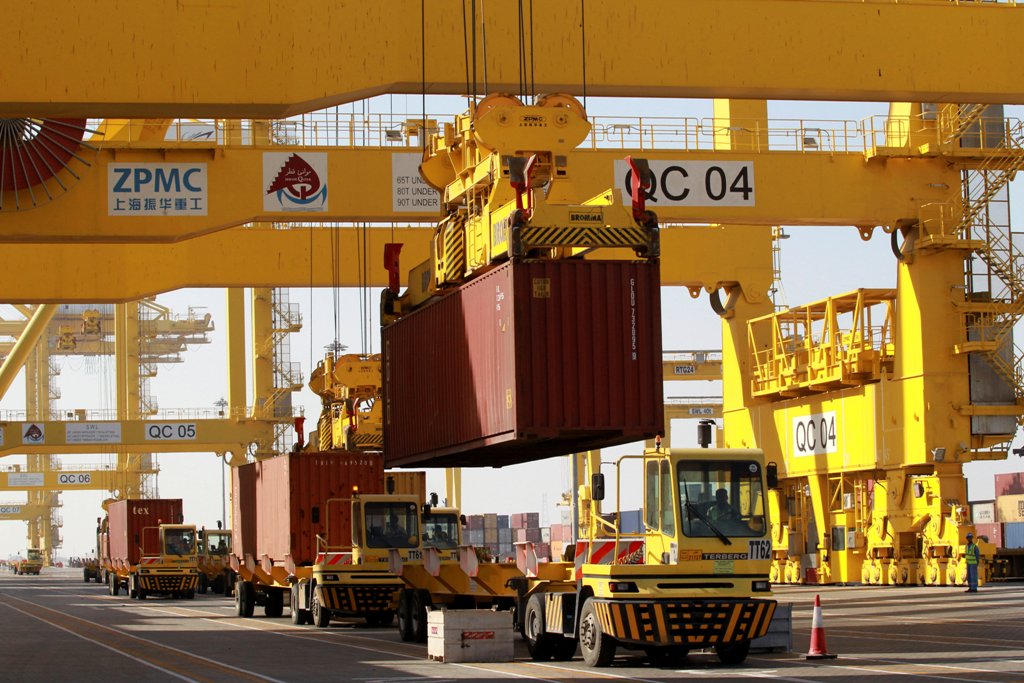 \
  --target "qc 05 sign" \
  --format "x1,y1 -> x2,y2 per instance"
144,422 -> 198,441
613,160 -> 755,207
792,411 -> 837,457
